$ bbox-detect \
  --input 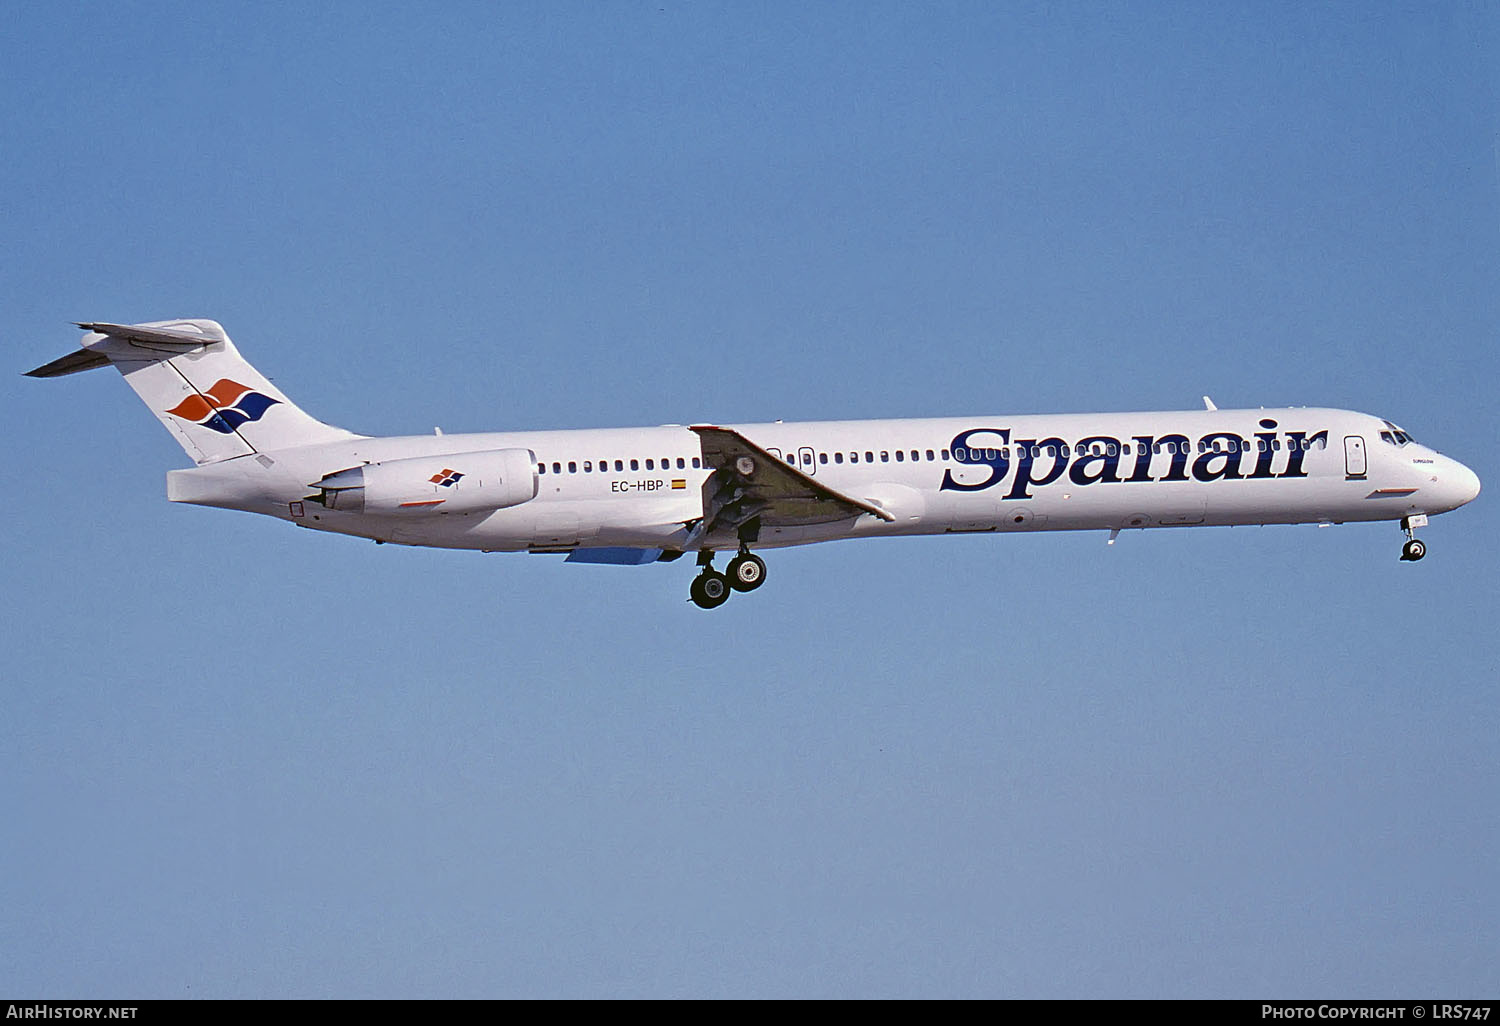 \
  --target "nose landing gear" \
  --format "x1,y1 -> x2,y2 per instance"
1399,515 -> 1428,562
